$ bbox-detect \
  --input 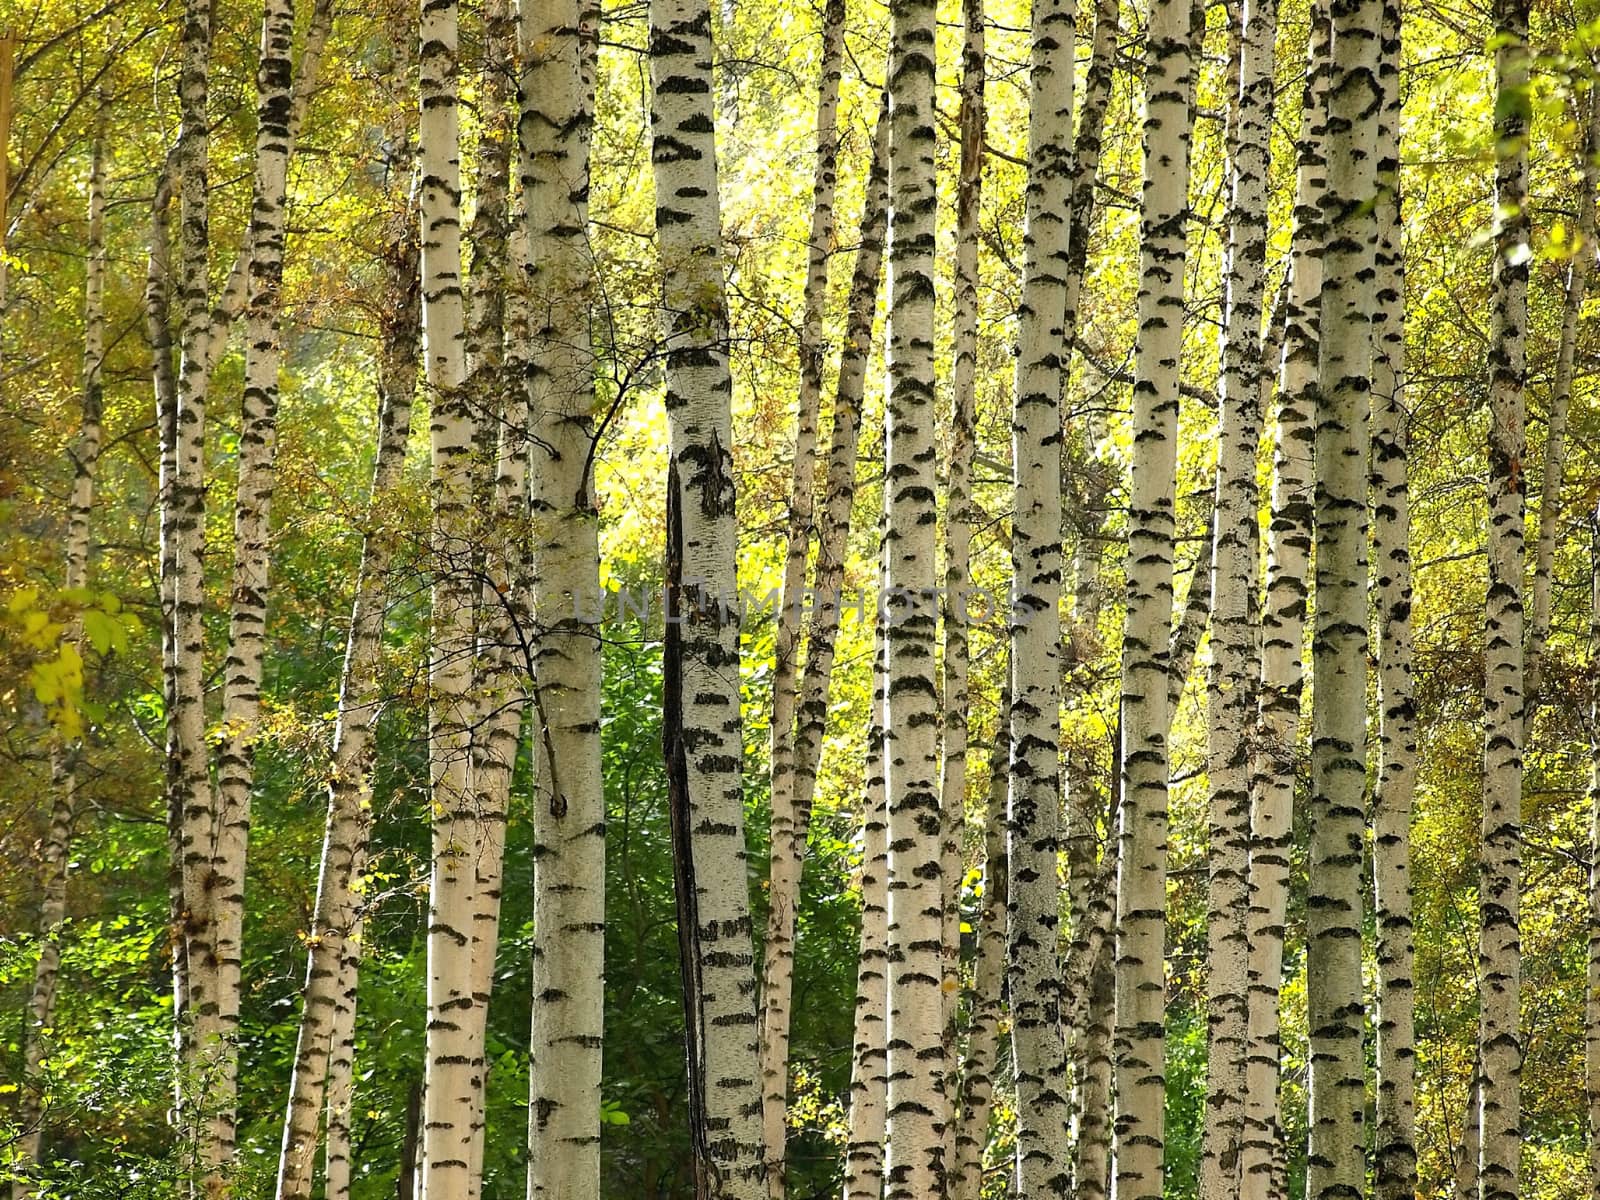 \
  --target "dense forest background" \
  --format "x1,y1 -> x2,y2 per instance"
0,0 -> 1597,1194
